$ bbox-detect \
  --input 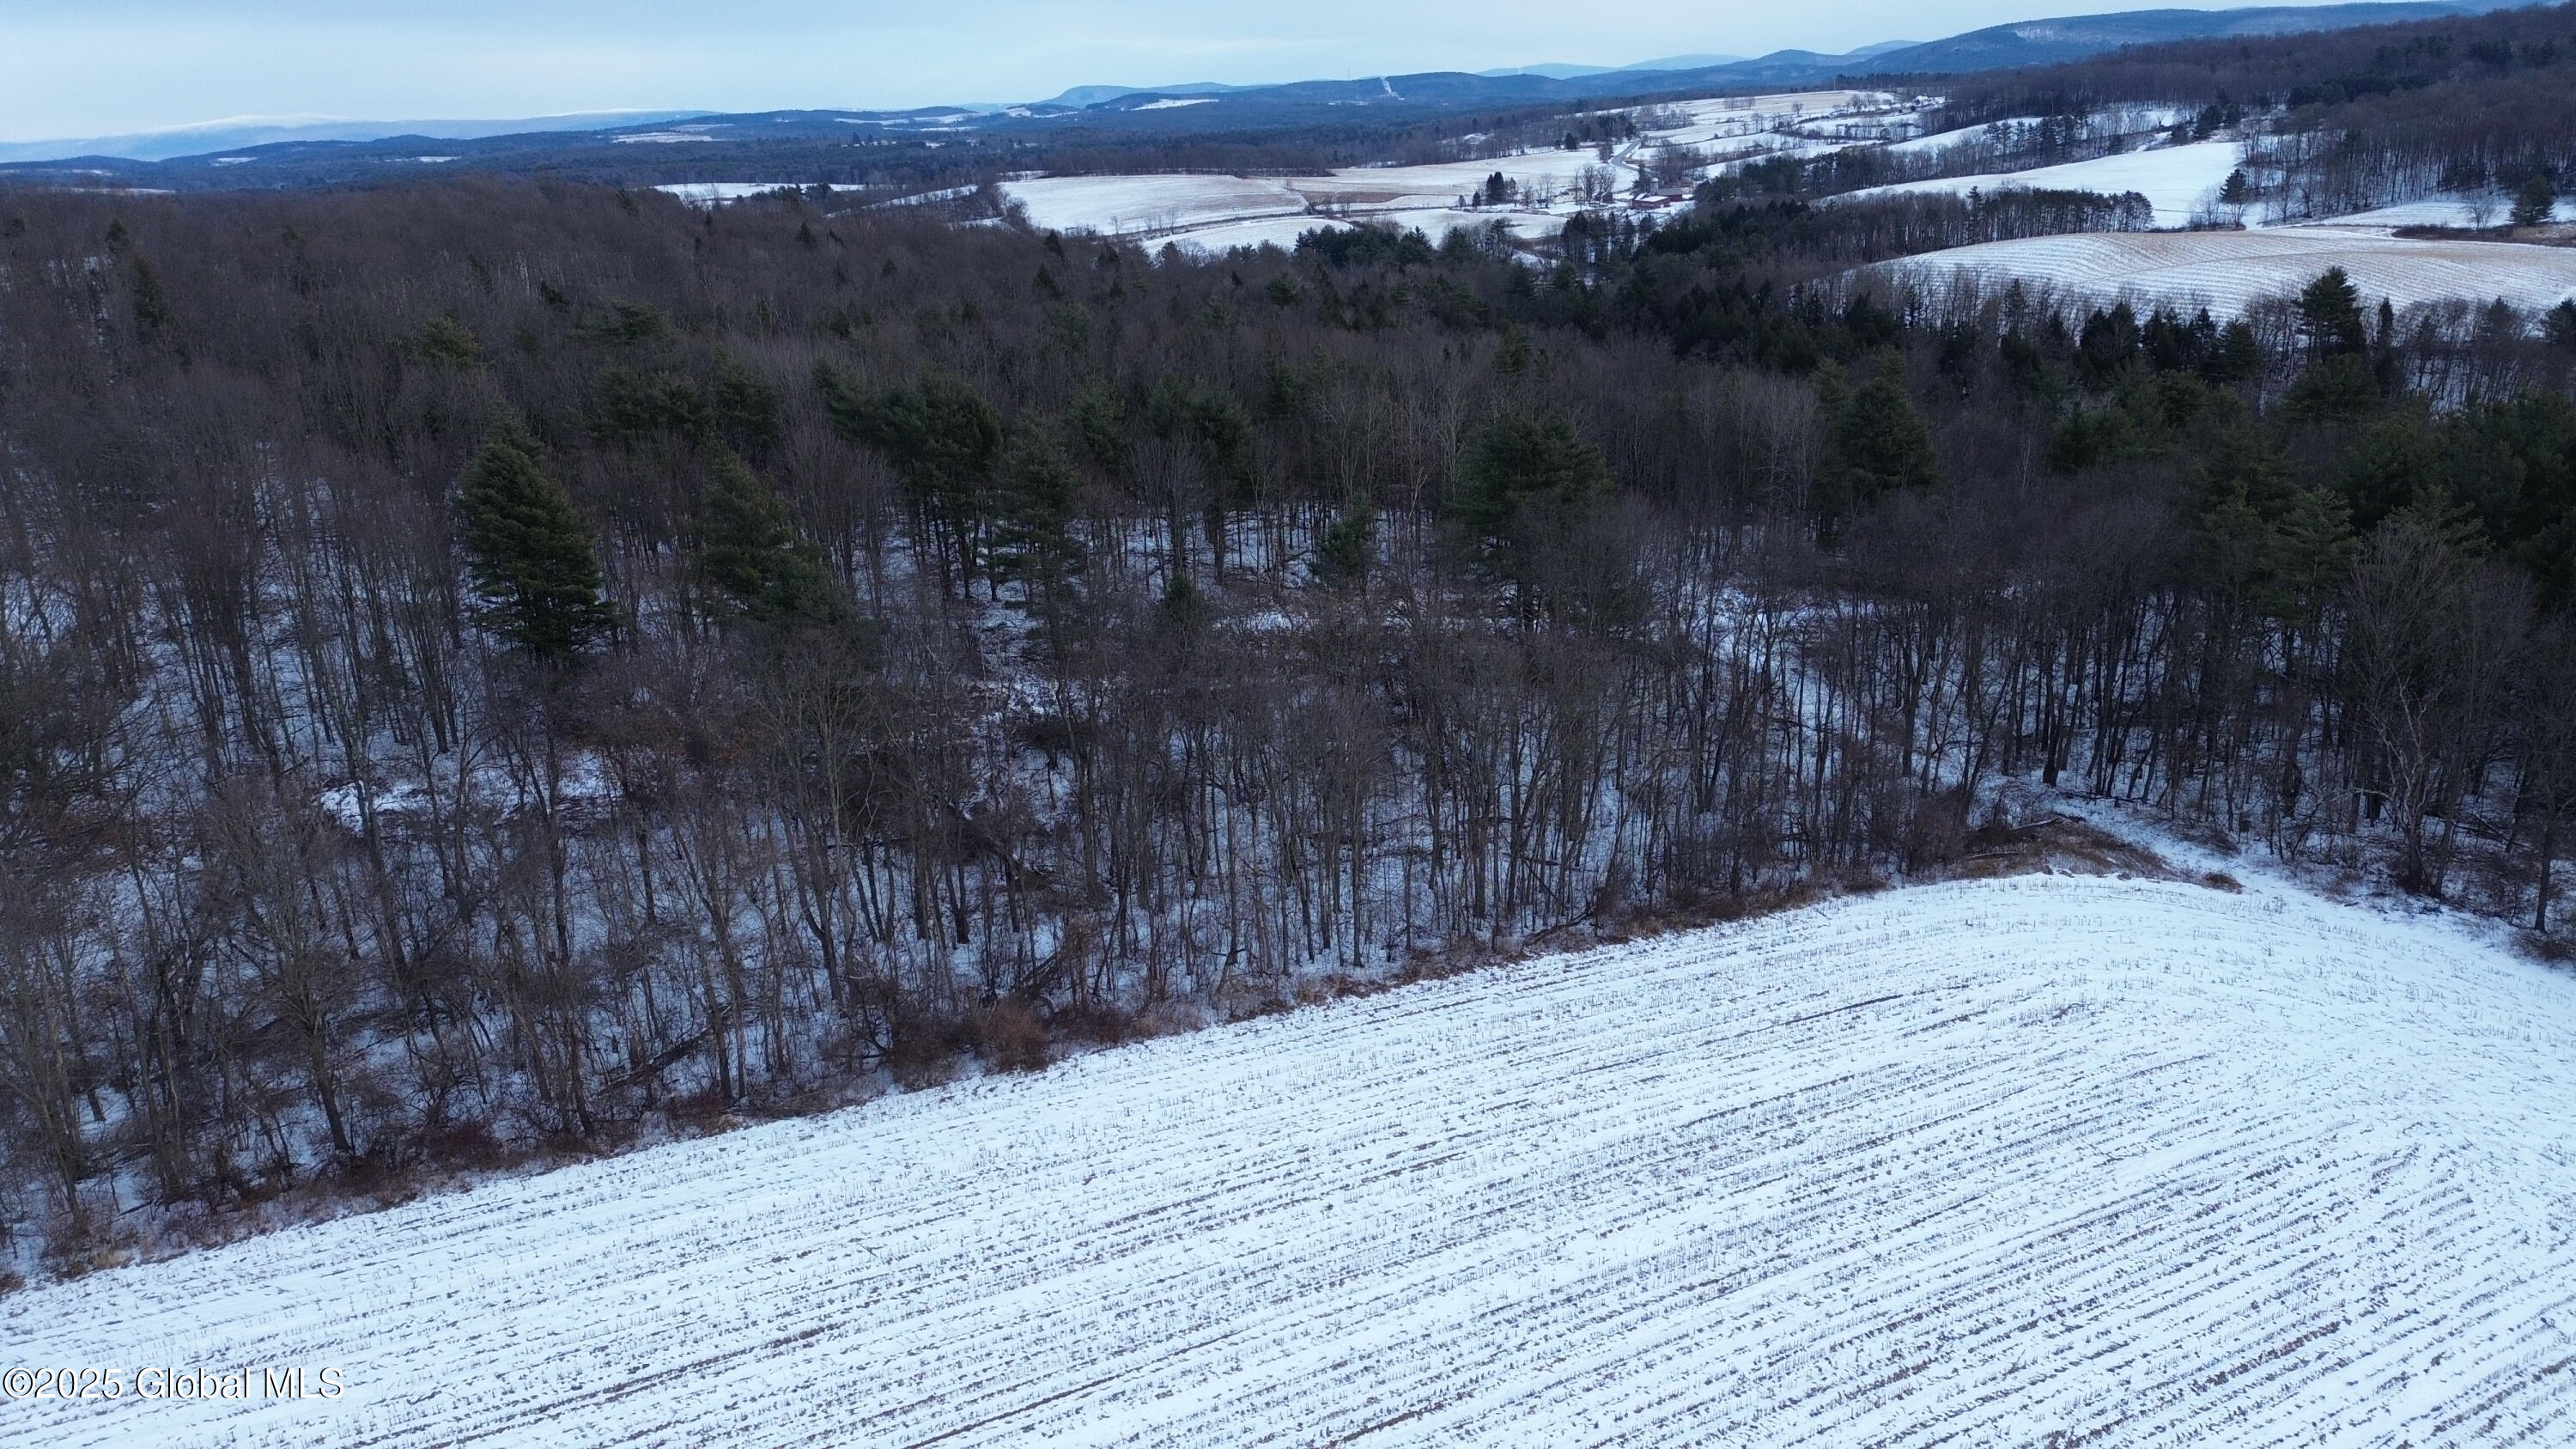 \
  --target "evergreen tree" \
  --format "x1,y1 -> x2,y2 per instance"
1066,381 -> 1130,478
817,363 -> 1003,589
1820,356 -> 1941,530
2219,167 -> 2252,206
2258,485 -> 2358,626
695,450 -> 835,624
1451,412 -> 1611,613
2295,267 -> 2368,357
415,314 -> 483,368
2287,268 -> 2381,421
713,356 -> 783,456
2511,172 -> 2558,228
456,423 -> 613,661
2075,304 -> 2141,390
2206,319 -> 2263,384
131,258 -> 173,338
1315,495 -> 1376,588
989,428 -> 1086,610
